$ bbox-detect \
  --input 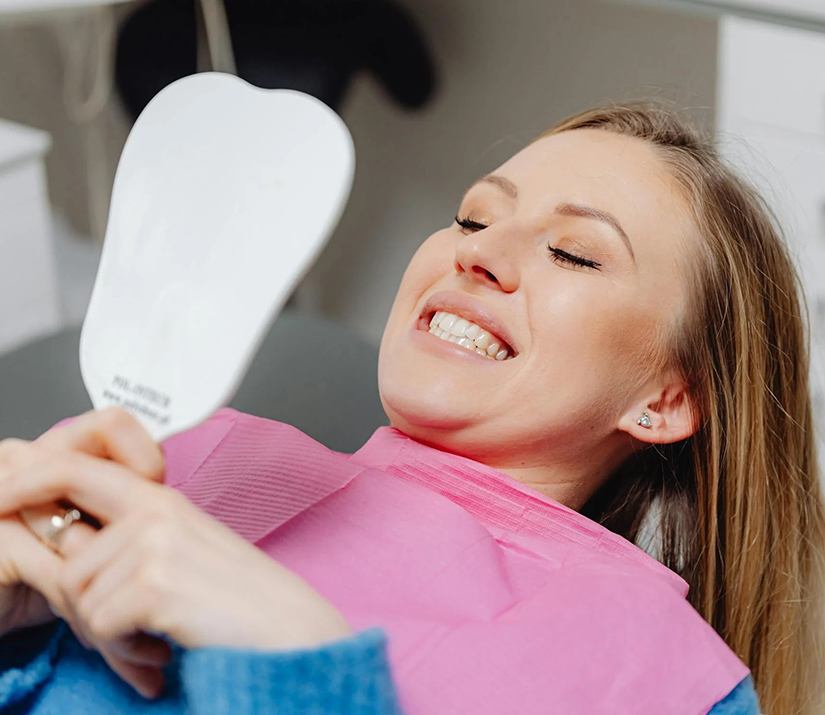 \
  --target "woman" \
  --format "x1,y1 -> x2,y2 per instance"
1,101 -> 823,714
